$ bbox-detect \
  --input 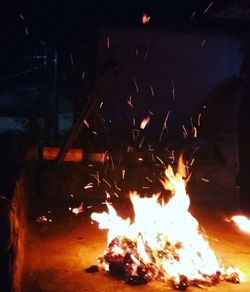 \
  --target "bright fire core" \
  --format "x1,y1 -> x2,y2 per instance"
91,157 -> 242,290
